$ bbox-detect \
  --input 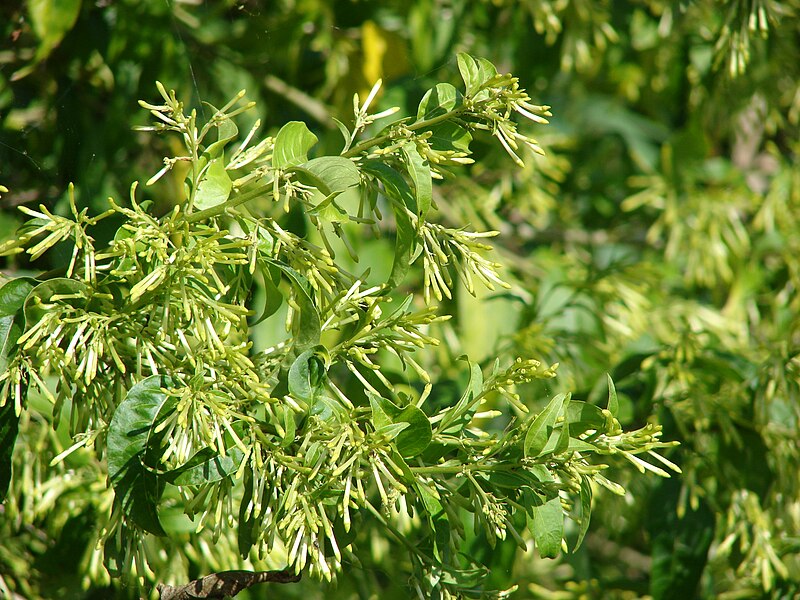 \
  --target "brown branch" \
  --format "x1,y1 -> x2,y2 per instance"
155,569 -> 301,600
